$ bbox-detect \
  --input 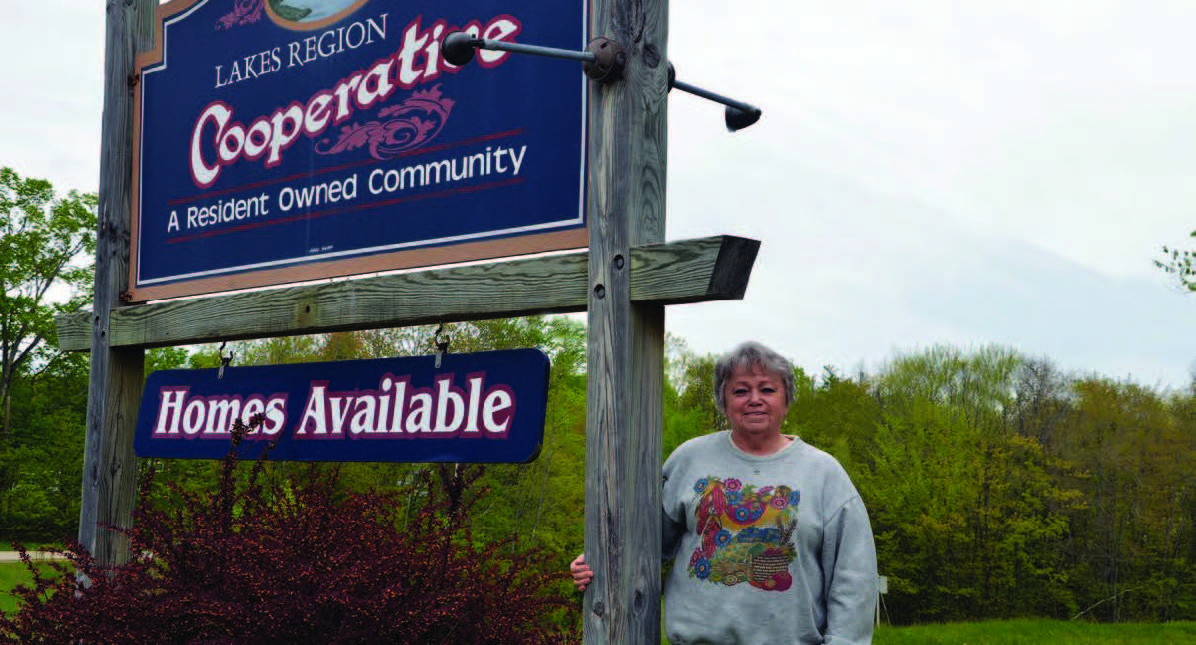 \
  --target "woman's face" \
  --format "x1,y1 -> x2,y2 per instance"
723,364 -> 789,437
